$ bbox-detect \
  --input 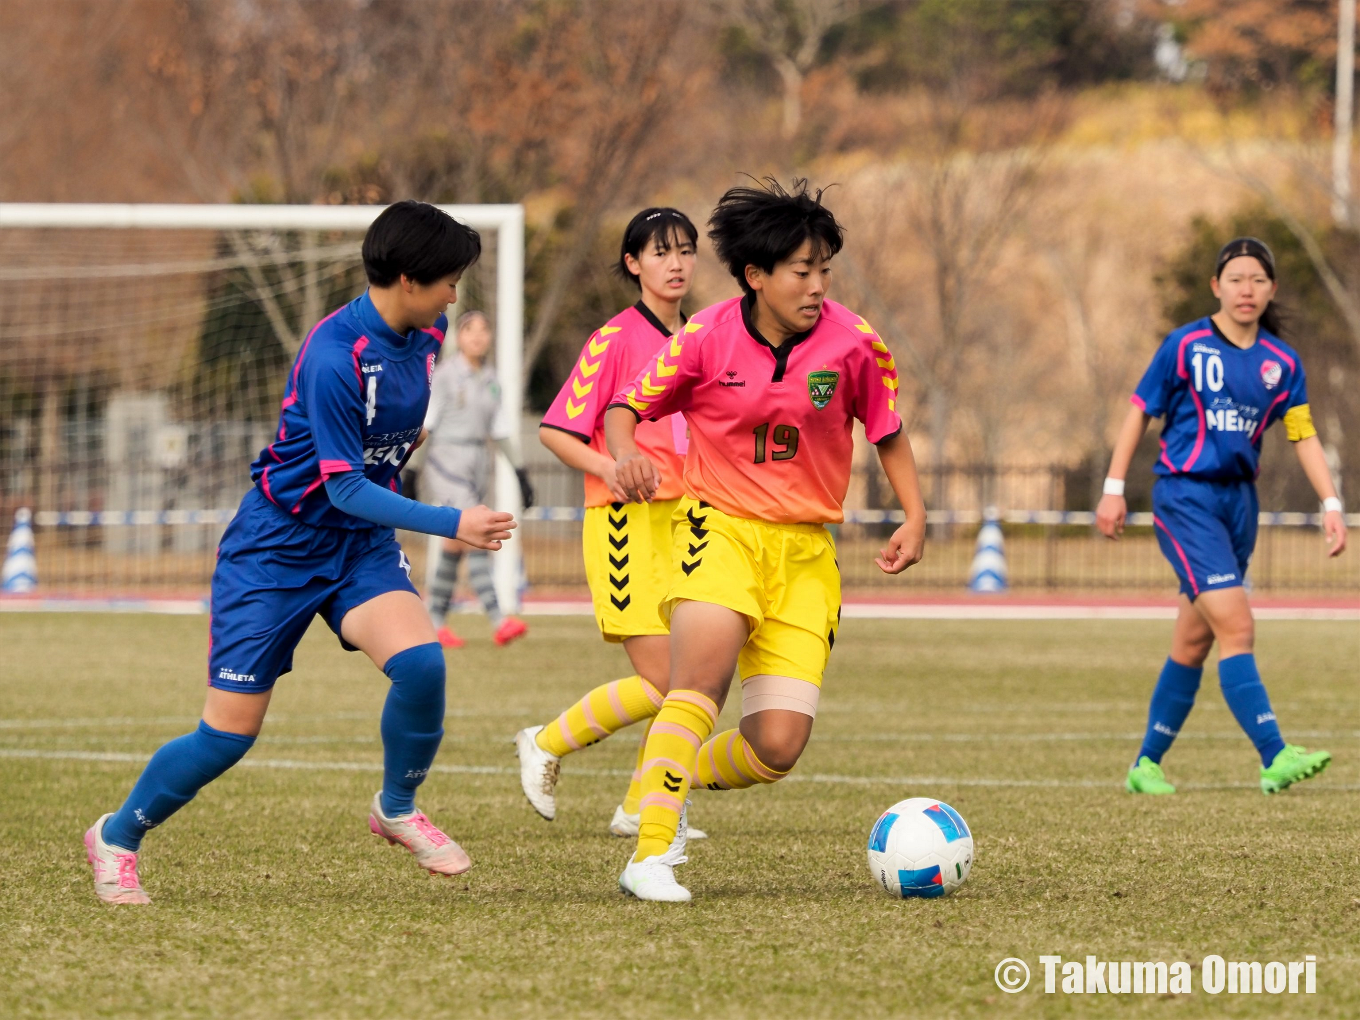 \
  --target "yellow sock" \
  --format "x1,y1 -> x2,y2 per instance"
535,675 -> 663,758
620,717 -> 654,815
695,728 -> 790,790
634,690 -> 718,861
